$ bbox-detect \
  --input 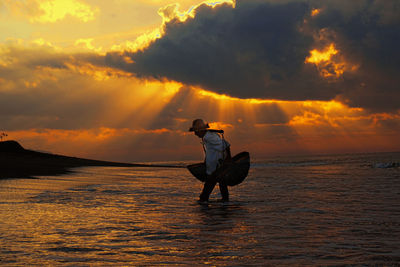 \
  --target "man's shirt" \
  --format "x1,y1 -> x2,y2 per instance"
202,131 -> 230,175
